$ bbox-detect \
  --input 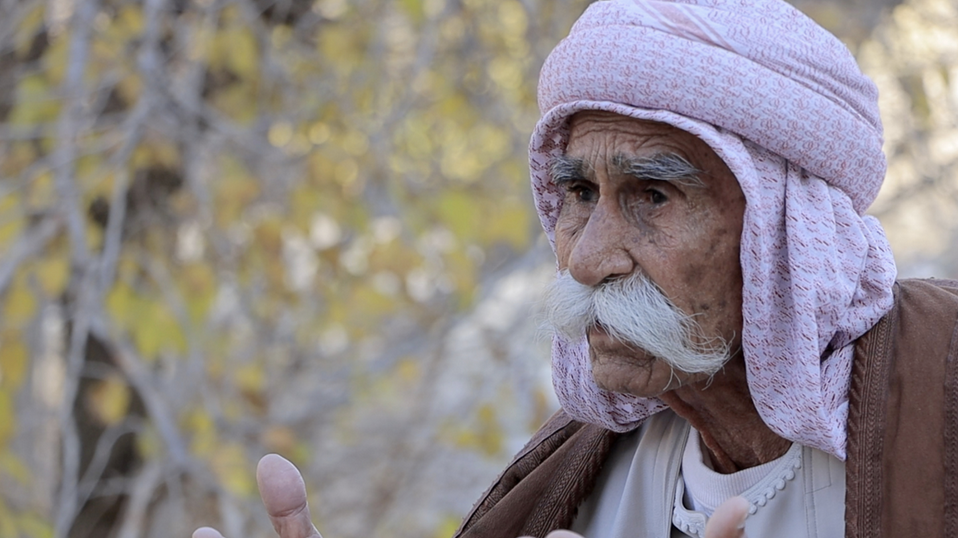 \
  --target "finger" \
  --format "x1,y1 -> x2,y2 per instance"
257,454 -> 323,538
544,531 -> 587,538
193,527 -> 225,538
704,496 -> 750,538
